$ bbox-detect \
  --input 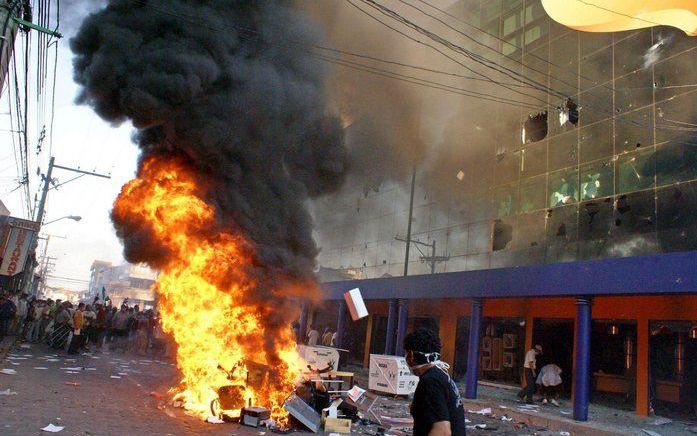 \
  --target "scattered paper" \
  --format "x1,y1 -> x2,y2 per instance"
66,371 -> 80,375
560,410 -> 571,415
0,388 -> 17,395
456,170 -> 465,181
347,385 -> 366,402
499,405 -> 507,409
19,344 -> 31,349
8,357 -> 27,360
653,418 -> 672,426
10,362 -> 20,366
41,424 -> 64,432
501,417 -> 513,422
206,416 -> 224,424
62,367 -> 82,371
560,432 -> 571,436
467,407 -> 491,415
118,372 -> 128,376
642,430 -> 662,436
64,382 -> 80,386
110,375 -> 121,379
1,369 -> 17,375
46,359 -> 60,362
86,368 -> 97,371
465,419 -> 471,424
466,424 -> 486,430
34,367 -> 48,370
